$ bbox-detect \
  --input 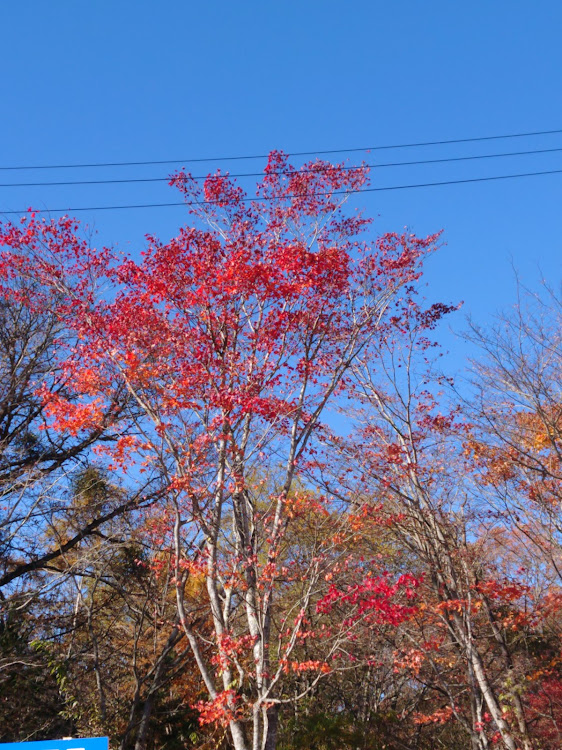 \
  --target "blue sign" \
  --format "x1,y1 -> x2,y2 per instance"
0,740 -> 108,750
